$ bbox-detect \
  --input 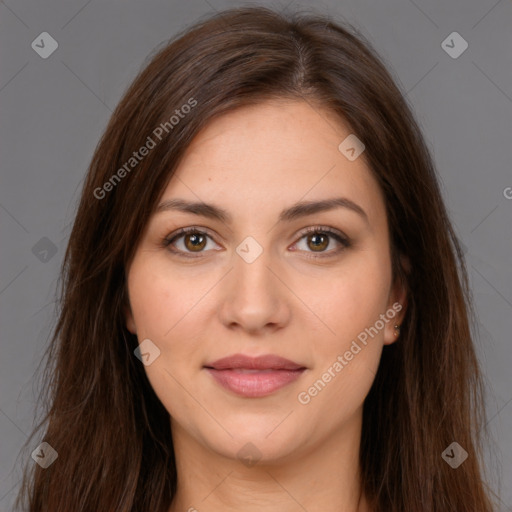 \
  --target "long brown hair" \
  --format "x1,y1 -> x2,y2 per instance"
15,6 -> 496,511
